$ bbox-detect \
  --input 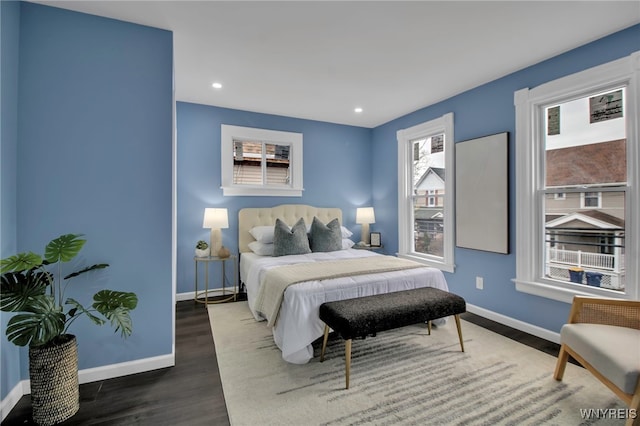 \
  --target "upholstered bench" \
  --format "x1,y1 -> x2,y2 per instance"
319,287 -> 466,389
